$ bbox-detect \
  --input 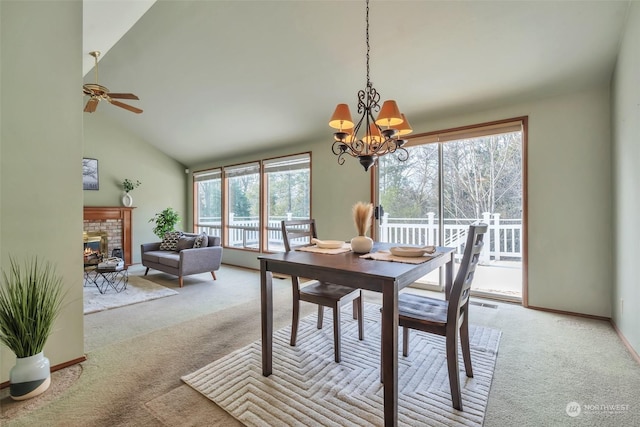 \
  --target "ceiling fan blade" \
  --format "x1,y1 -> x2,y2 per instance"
108,93 -> 139,100
110,99 -> 143,114
84,98 -> 99,113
